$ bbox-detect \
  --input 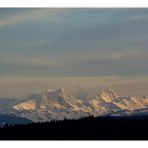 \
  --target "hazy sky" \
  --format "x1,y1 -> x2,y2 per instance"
0,8 -> 148,98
